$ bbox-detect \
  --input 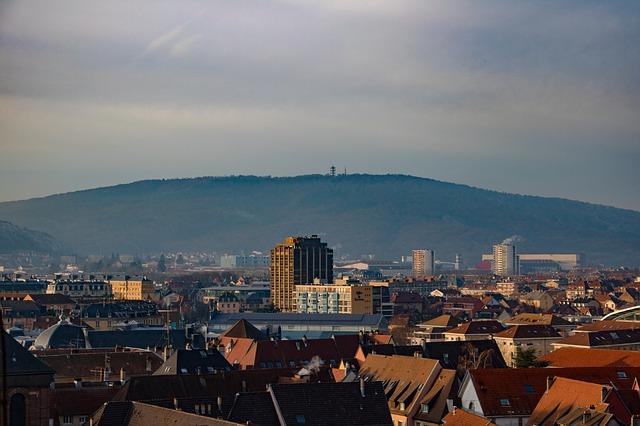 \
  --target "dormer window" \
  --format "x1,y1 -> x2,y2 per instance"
617,371 -> 628,379
500,399 -> 510,406
421,403 -> 429,413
